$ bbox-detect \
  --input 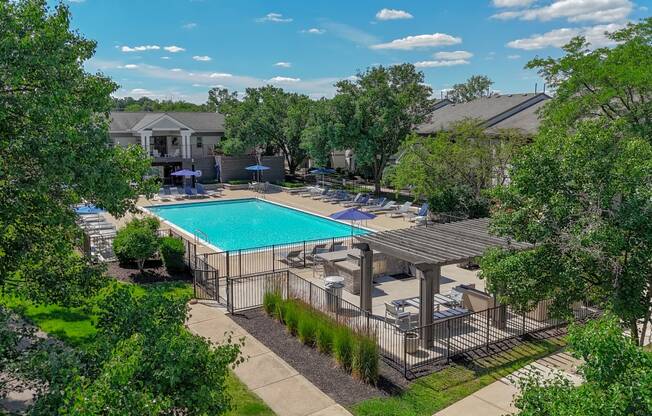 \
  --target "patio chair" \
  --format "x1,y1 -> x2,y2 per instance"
407,202 -> 429,222
384,302 -> 411,328
343,195 -> 369,207
303,243 -> 327,263
389,201 -> 413,218
327,242 -> 347,252
279,249 -> 303,267
341,193 -> 362,206
195,183 -> 216,198
169,187 -> 183,200
298,186 -> 317,197
362,198 -> 388,212
312,189 -> 334,200
367,200 -> 396,213
184,185 -> 198,198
